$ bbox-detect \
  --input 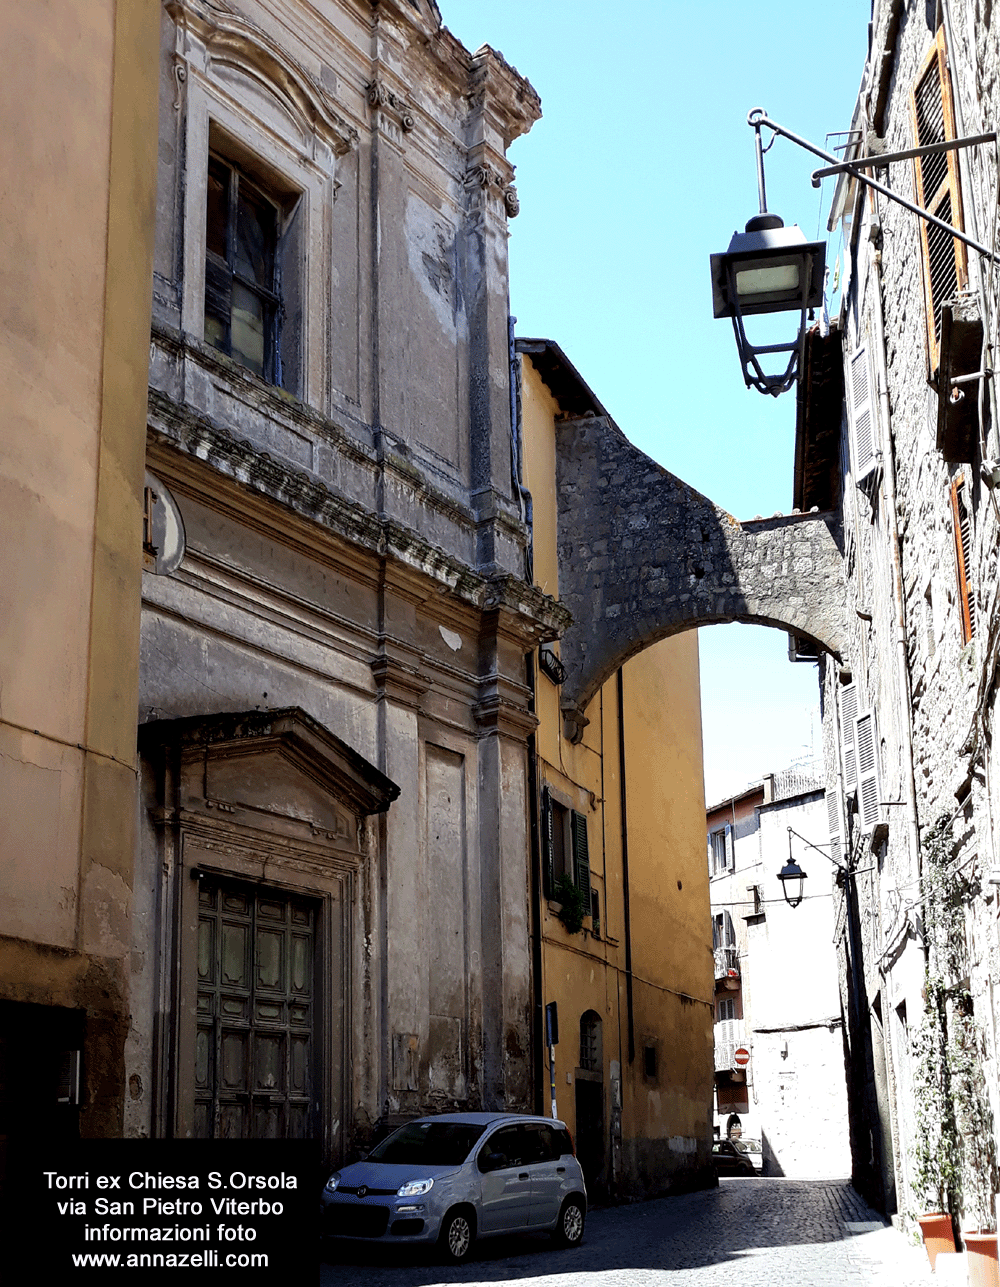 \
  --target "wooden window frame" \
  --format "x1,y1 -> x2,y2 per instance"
950,477 -> 975,643
205,152 -> 283,385
541,788 -> 591,904
910,27 -> 968,371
